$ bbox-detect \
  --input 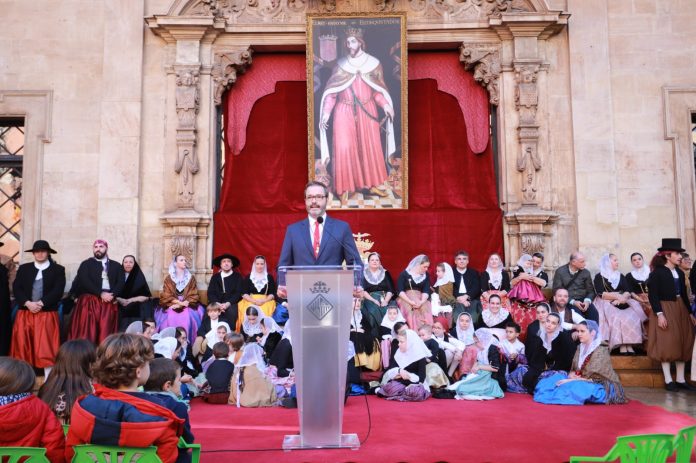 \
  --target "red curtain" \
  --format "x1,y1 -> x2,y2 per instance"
214,52 -> 503,276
